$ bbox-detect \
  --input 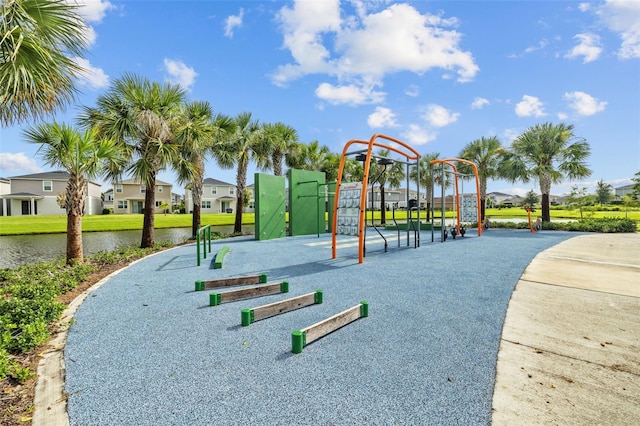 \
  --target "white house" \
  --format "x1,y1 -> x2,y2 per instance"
112,178 -> 173,214
1,171 -> 103,216
184,178 -> 255,214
